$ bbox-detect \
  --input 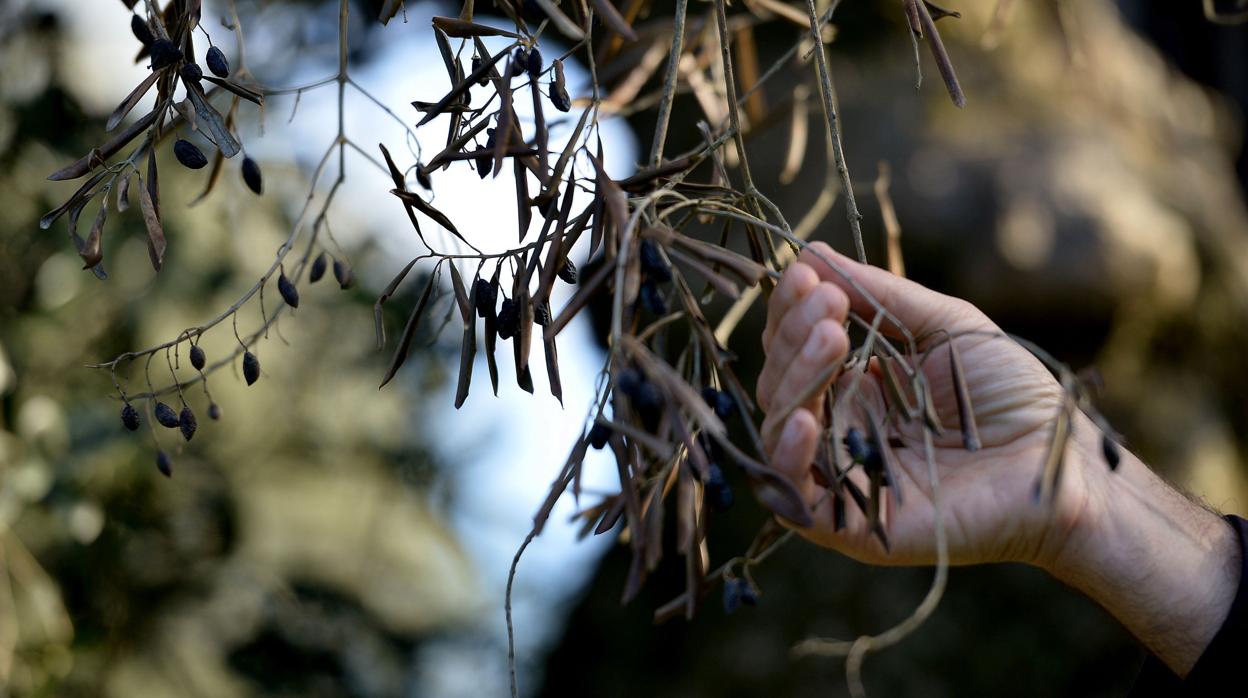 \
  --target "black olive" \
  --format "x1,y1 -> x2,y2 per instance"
156,451 -> 173,478
189,344 -> 206,371
309,253 -> 328,283
701,387 -> 735,420
557,259 -> 578,284
208,403 -> 222,421
241,156 -> 263,194
149,39 -> 181,70
278,271 -> 299,308
616,368 -> 643,400
526,48 -> 543,78
705,463 -> 734,512
588,423 -> 611,449
179,406 -> 197,442
843,427 -> 882,472
173,139 -> 208,169
121,403 -> 140,431
533,300 -> 551,326
474,278 -> 497,319
180,62 -> 203,83
497,298 -> 519,340
205,46 -> 229,77
332,258 -> 354,289
242,351 -> 260,385
155,402 -> 181,428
